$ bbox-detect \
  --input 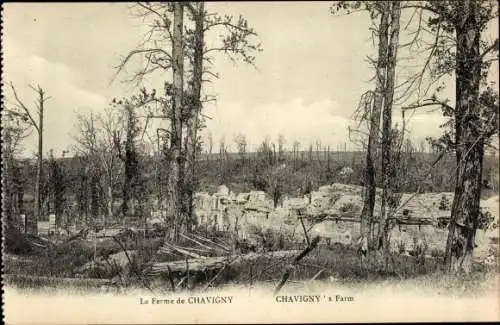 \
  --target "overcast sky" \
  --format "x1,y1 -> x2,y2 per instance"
3,2 -> 498,157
